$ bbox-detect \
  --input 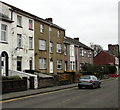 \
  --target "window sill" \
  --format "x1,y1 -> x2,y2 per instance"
29,49 -> 34,50
17,47 -> 23,49
57,52 -> 62,54
39,69 -> 47,70
39,49 -> 47,51
0,41 -> 8,44
29,28 -> 34,31
57,68 -> 62,70
17,25 -> 23,28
